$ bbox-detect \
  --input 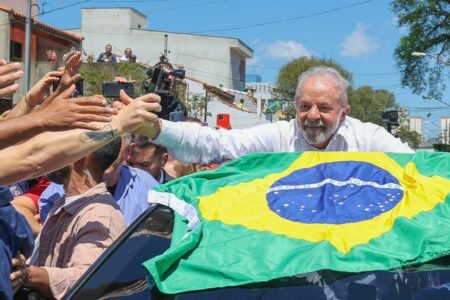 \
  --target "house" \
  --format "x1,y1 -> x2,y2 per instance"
0,3 -> 84,103
0,4 -> 83,62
